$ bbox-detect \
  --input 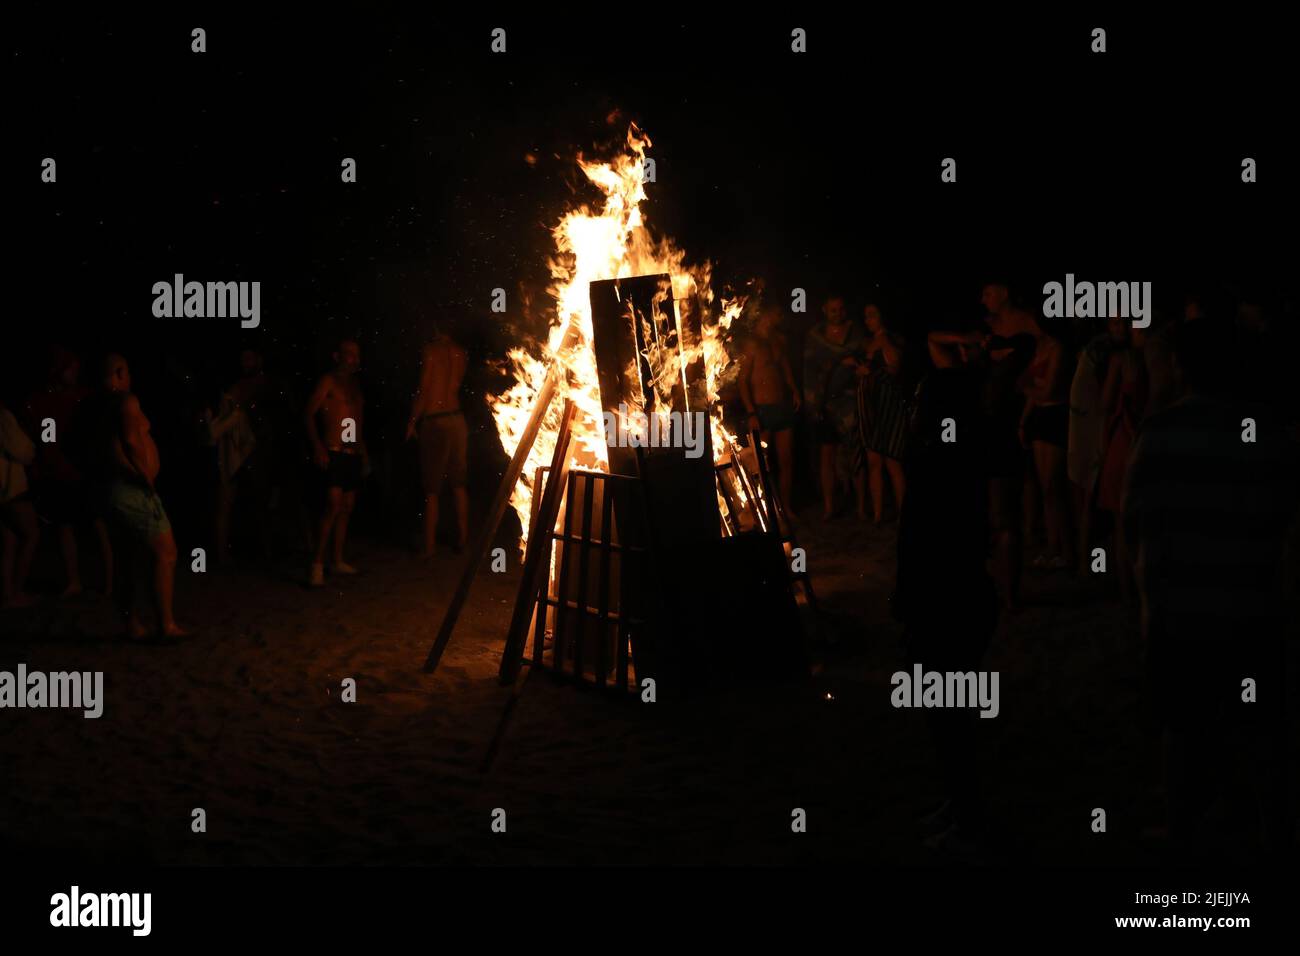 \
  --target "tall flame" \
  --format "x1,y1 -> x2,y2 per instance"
489,125 -> 746,554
